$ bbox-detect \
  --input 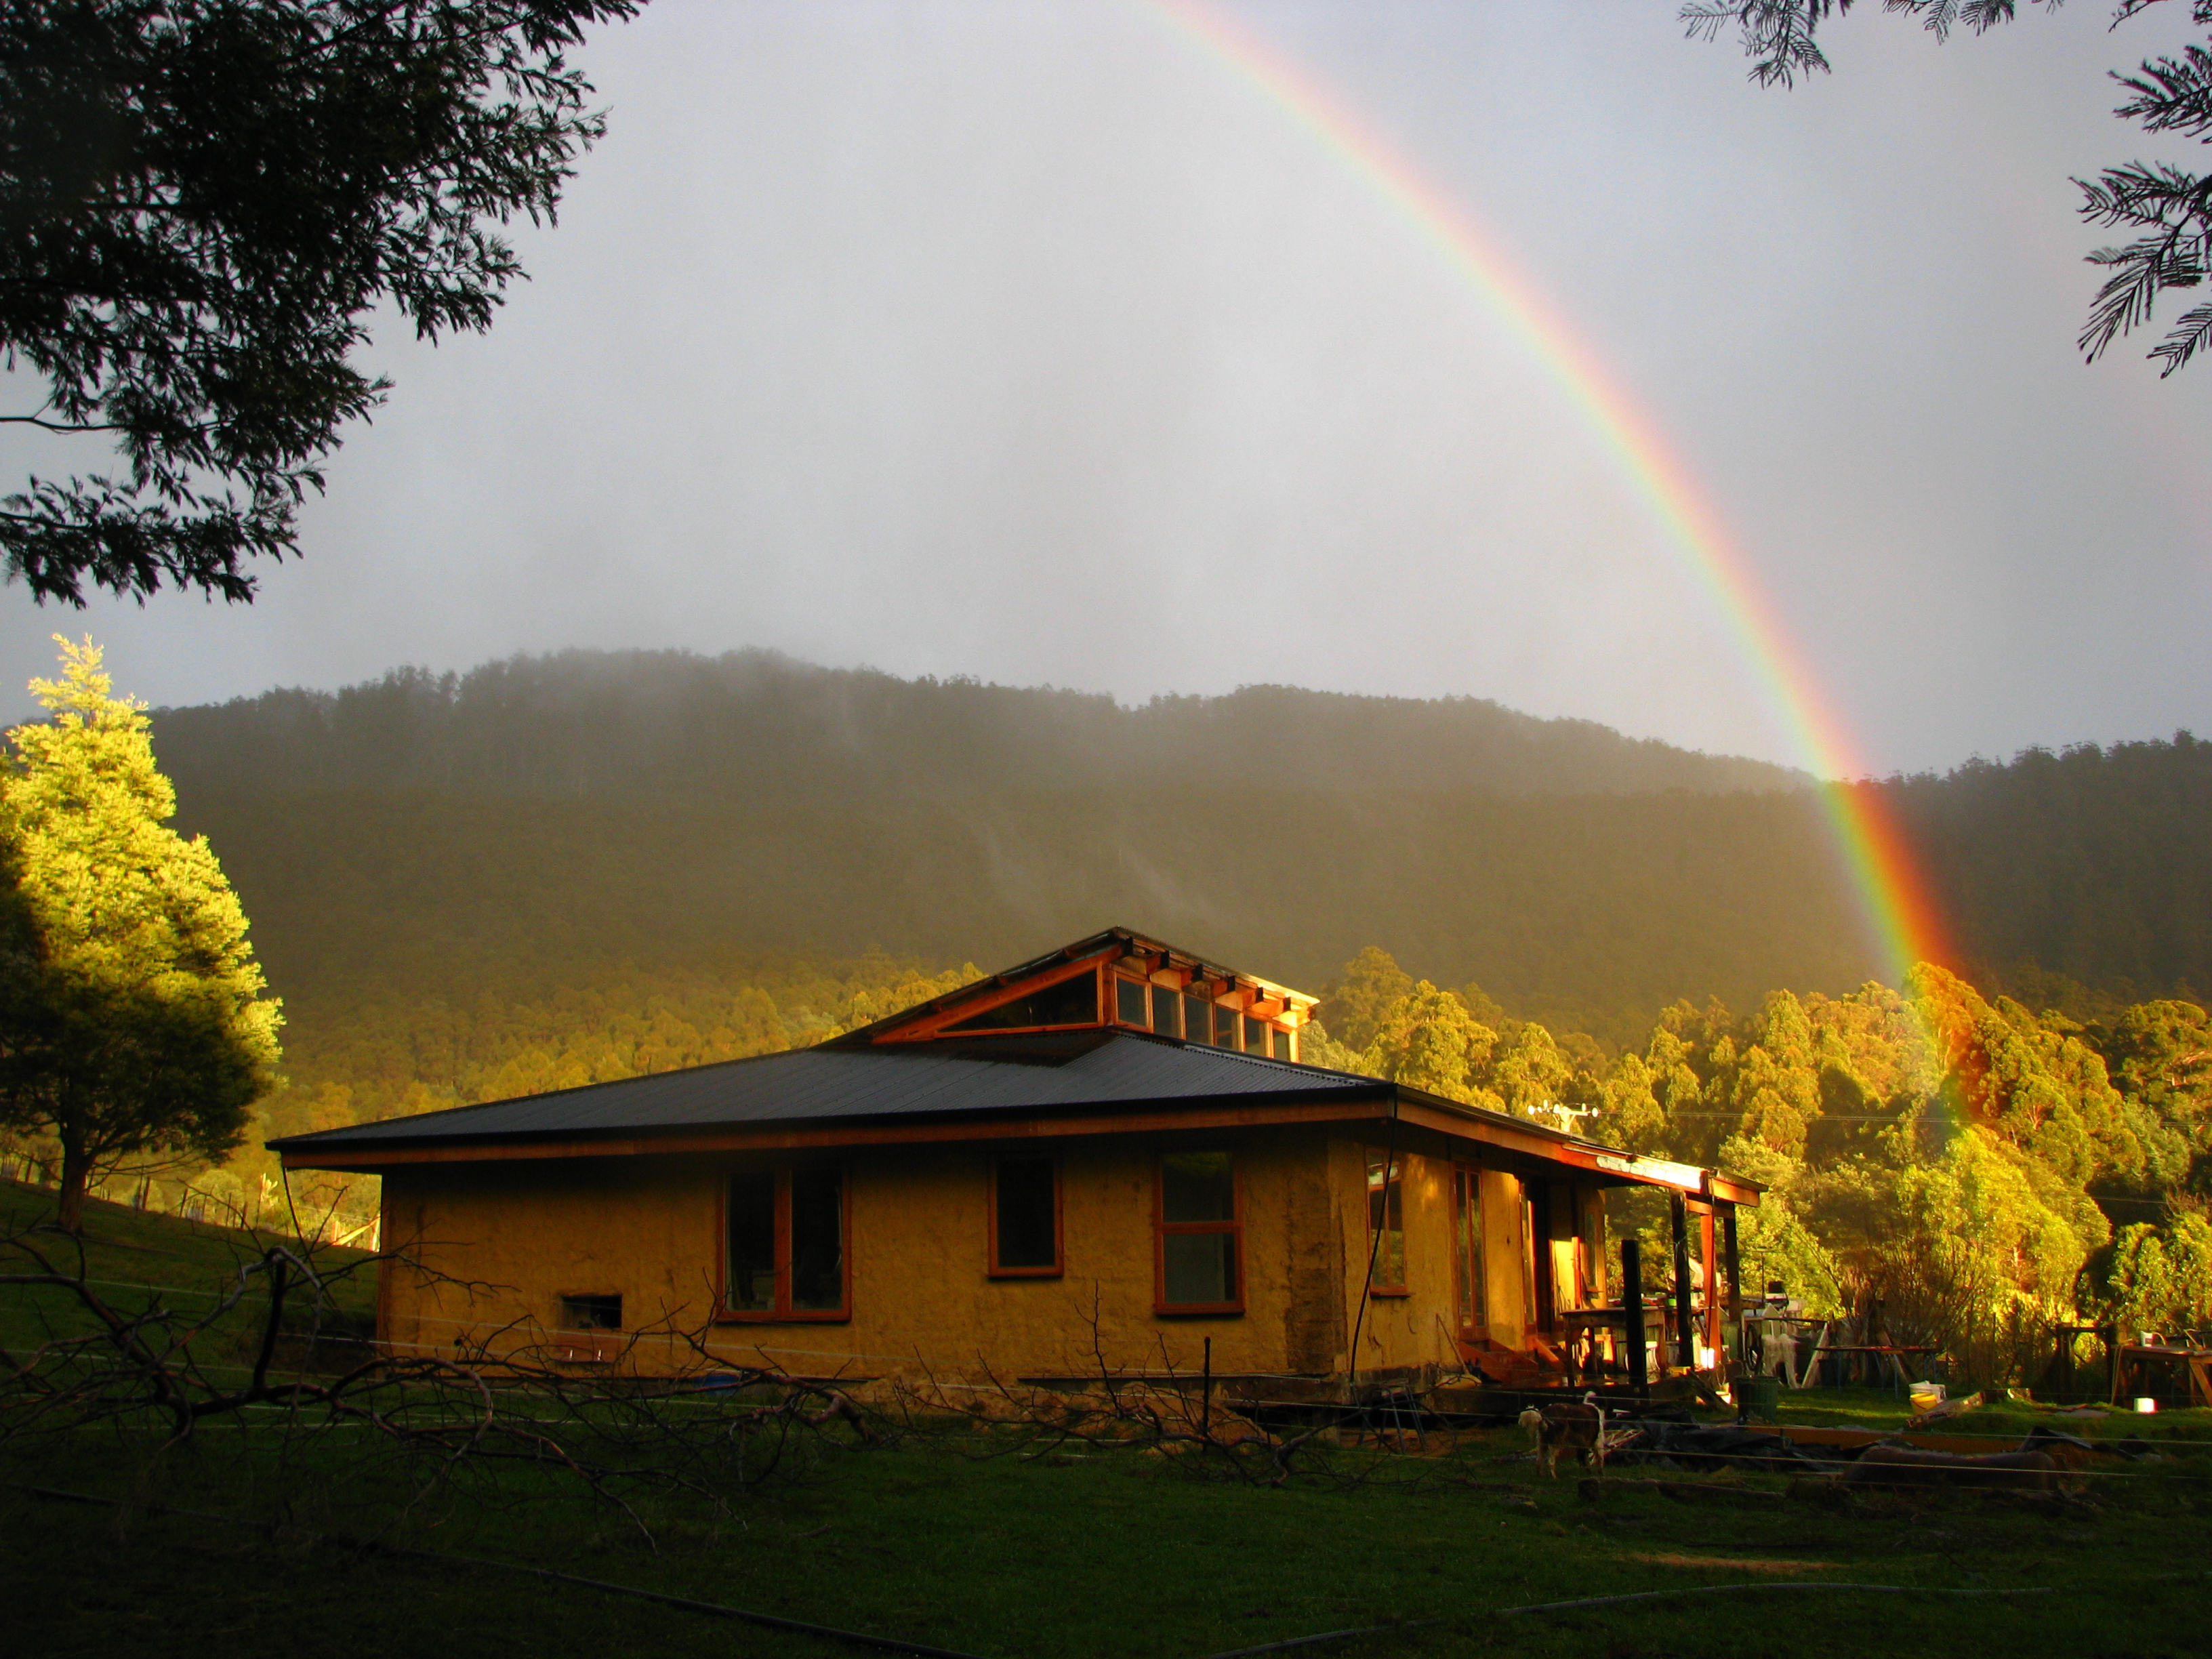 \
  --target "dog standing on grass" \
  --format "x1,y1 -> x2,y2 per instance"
1518,1393 -> 1607,1479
